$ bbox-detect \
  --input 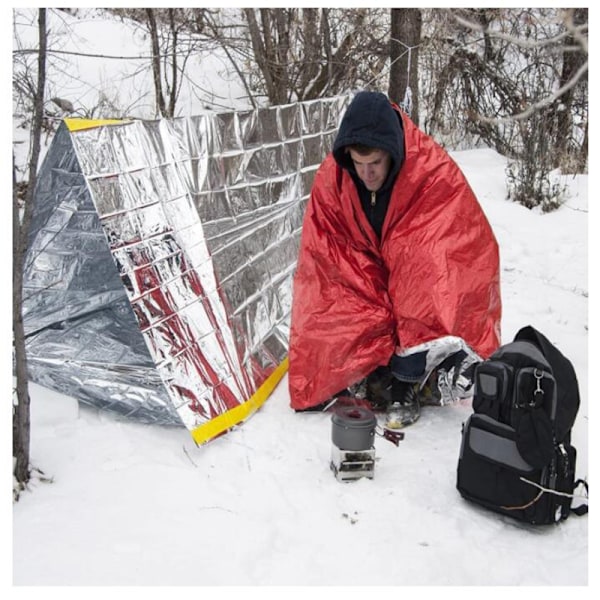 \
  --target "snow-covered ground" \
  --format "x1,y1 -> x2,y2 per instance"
12,148 -> 589,587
